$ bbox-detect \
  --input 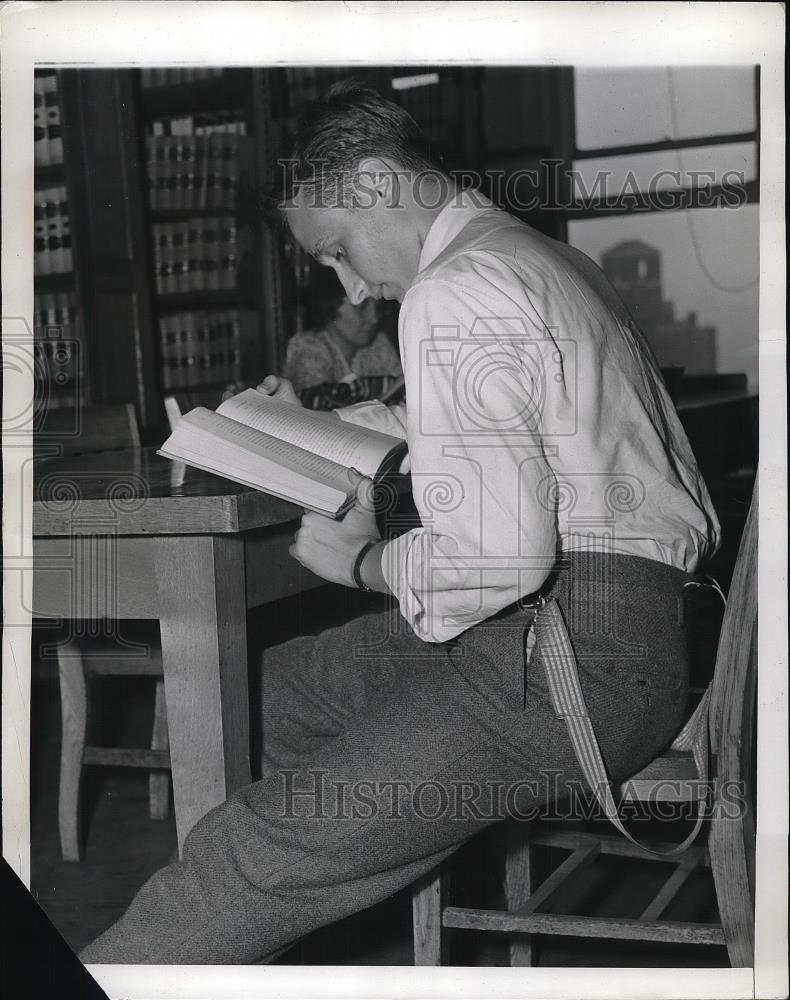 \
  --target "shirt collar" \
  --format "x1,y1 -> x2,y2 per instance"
417,188 -> 497,273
